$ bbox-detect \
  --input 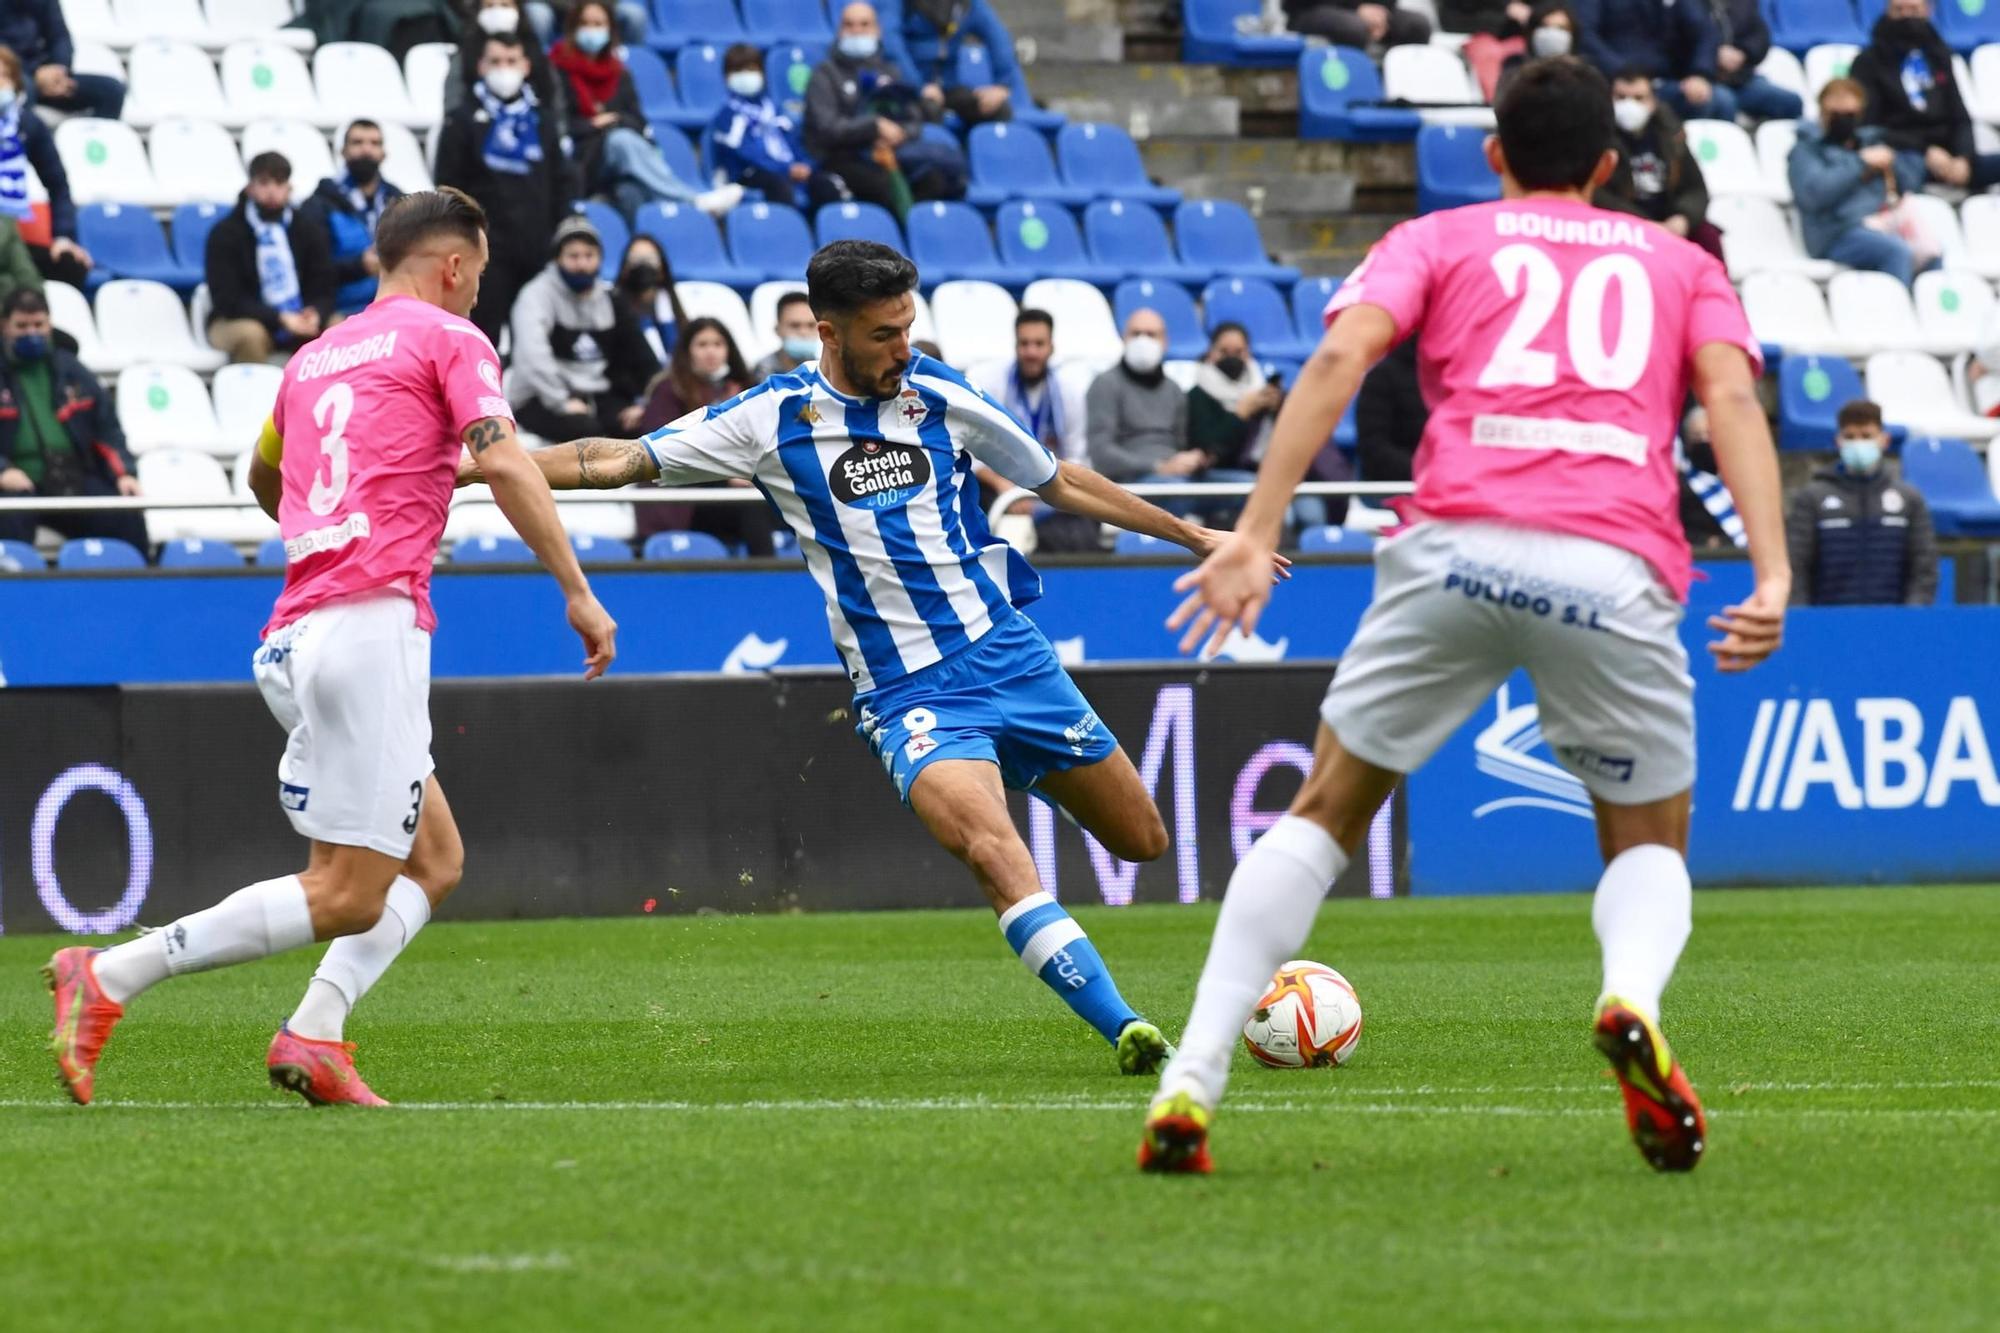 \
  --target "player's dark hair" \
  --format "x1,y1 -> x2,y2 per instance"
1015,307 -> 1053,334
1837,399 -> 1884,431
724,42 -> 762,74
776,290 -> 813,320
3,286 -> 48,319
1494,57 -> 1615,192
807,240 -> 919,320
342,118 -> 383,145
247,151 -> 292,184
376,187 -> 488,272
